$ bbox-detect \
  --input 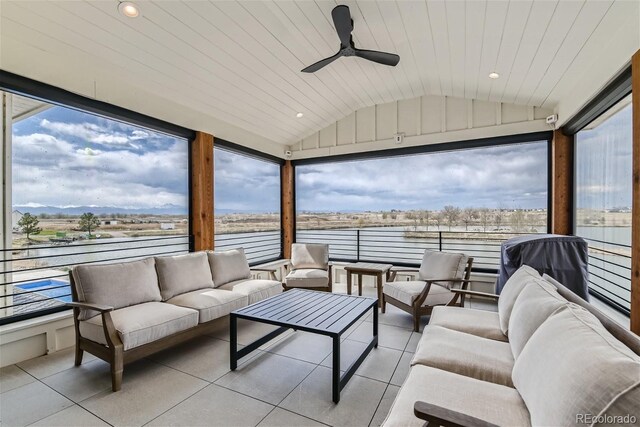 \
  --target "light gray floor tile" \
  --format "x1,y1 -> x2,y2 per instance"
147,384 -> 273,427
80,360 -> 208,426
42,359 -> 112,403
347,323 -> 412,351
369,385 -> 400,427
319,340 -> 402,383
215,352 -> 315,405
279,366 -> 387,427
257,407 -> 326,427
265,331 -> 333,364
29,404 -> 110,426
404,332 -> 422,353
390,352 -> 414,387
17,347 -> 95,380
0,365 -> 35,394
0,381 -> 73,427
